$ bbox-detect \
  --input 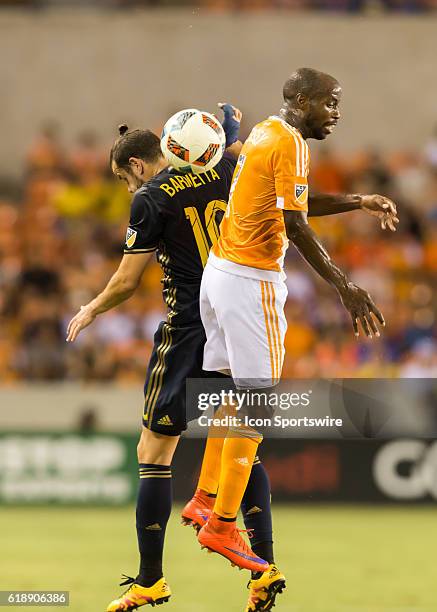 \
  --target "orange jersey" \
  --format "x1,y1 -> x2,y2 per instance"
213,116 -> 310,276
